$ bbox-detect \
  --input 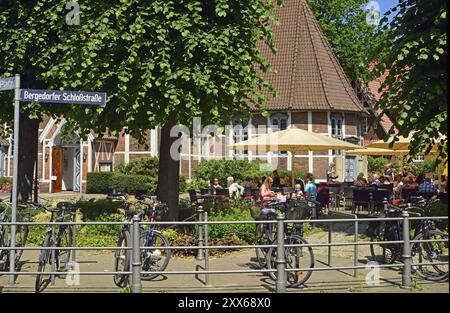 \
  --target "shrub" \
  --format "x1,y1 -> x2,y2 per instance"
194,159 -> 305,185
0,176 -> 10,189
86,172 -> 157,194
368,156 -> 388,174
194,159 -> 261,184
207,207 -> 255,244
181,178 -> 209,193
85,172 -> 114,193
115,157 -> 159,177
